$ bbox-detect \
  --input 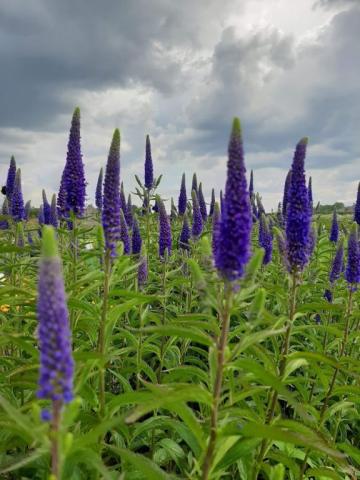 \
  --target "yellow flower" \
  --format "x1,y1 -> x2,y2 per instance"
0,304 -> 10,313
